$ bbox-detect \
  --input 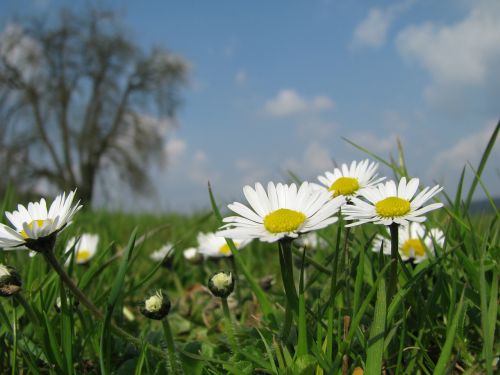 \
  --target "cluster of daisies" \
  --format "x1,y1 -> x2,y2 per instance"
0,159 -> 445,268
217,159 -> 444,263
